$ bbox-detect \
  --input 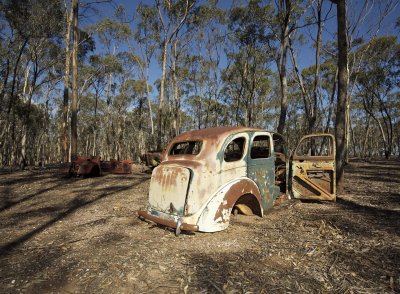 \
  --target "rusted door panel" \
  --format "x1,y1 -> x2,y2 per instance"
148,165 -> 191,215
291,134 -> 336,201
246,132 -> 277,210
291,161 -> 335,200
